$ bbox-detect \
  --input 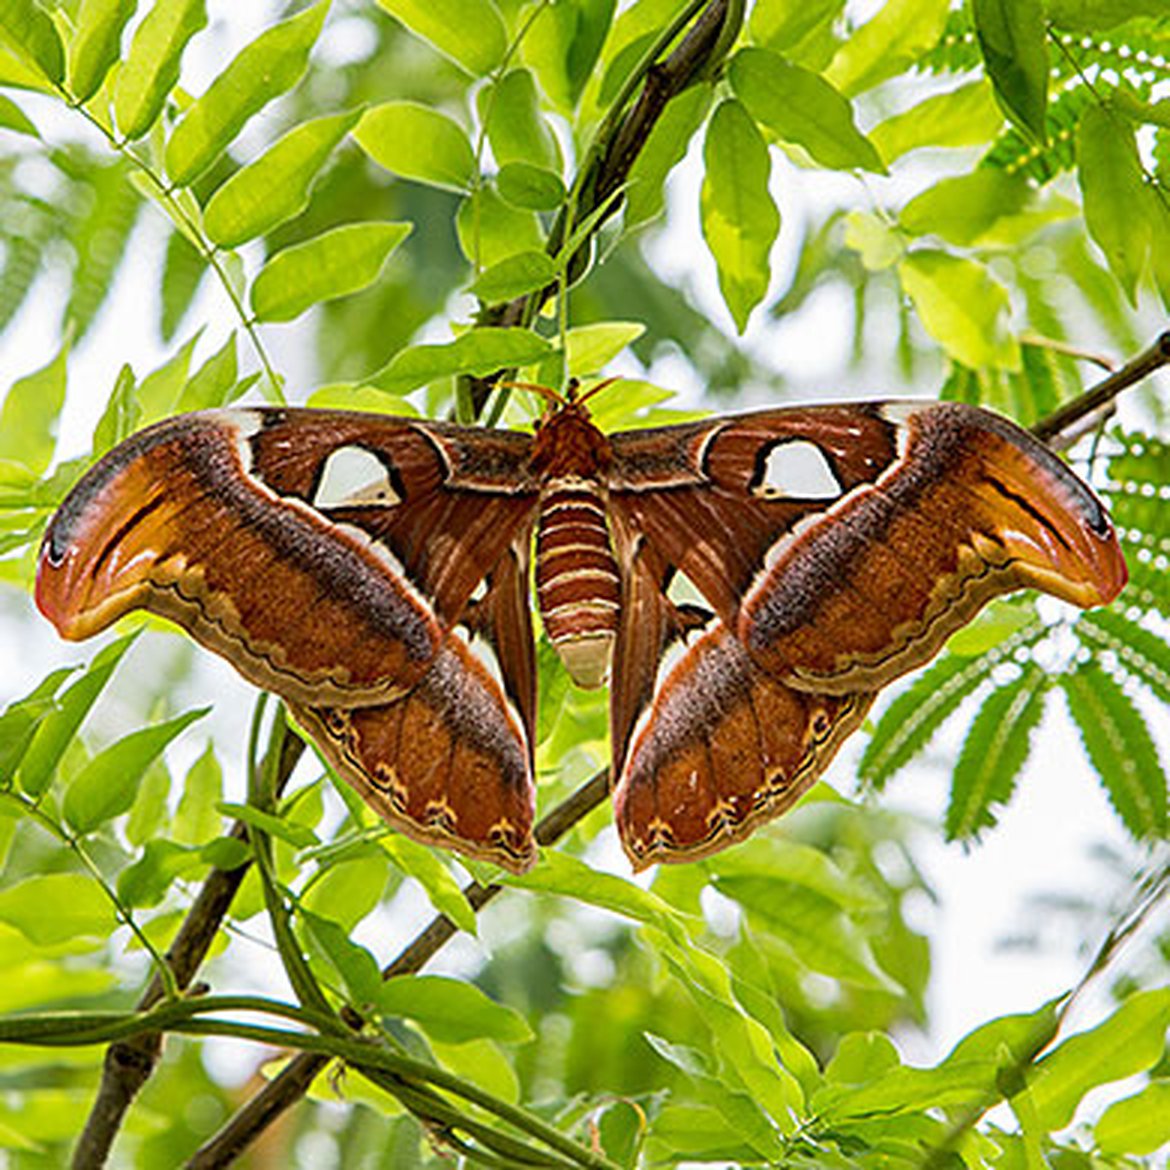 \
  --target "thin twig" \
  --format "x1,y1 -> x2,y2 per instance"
1031,329 -> 1170,448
